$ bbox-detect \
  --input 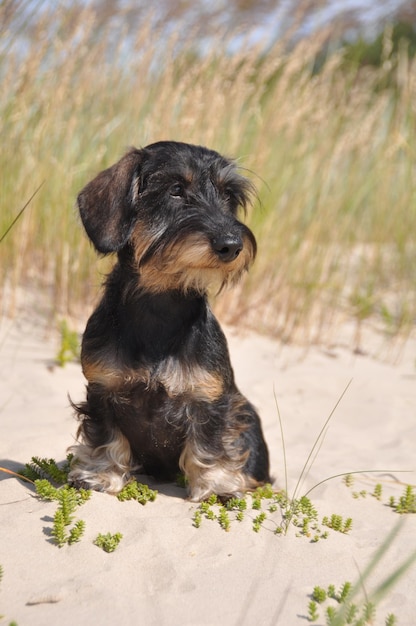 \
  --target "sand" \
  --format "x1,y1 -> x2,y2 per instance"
1,313 -> 415,625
